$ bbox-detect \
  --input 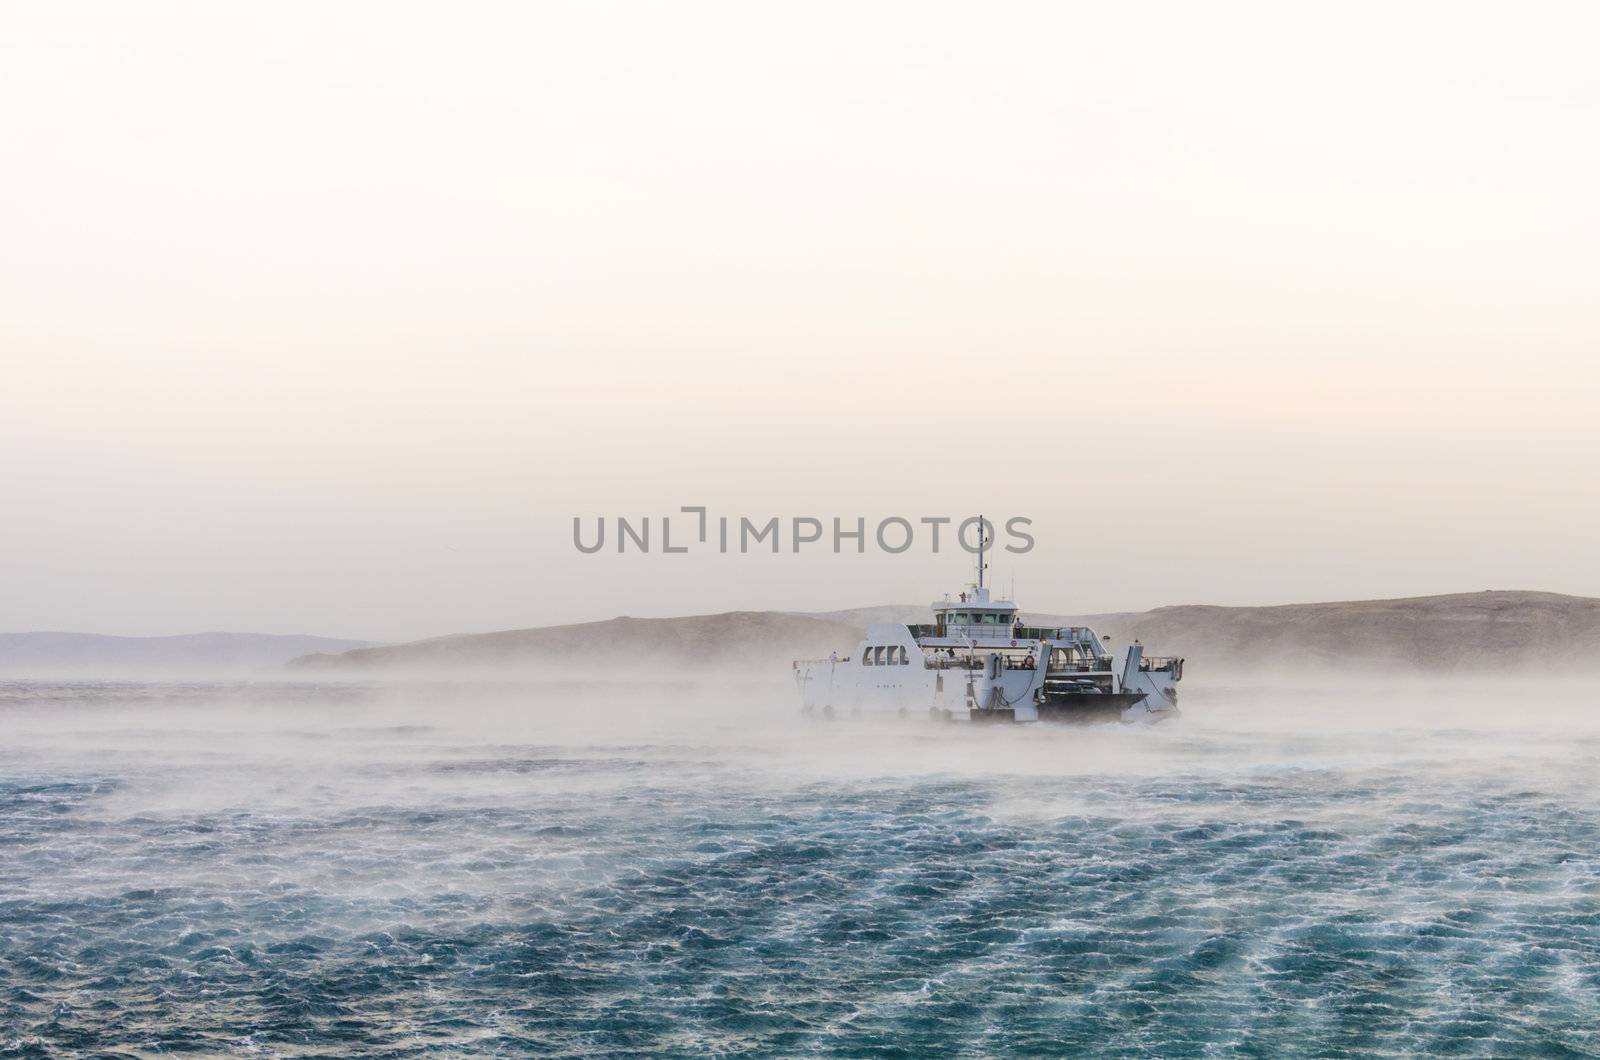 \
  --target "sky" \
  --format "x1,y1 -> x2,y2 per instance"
3,1 -> 1598,641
